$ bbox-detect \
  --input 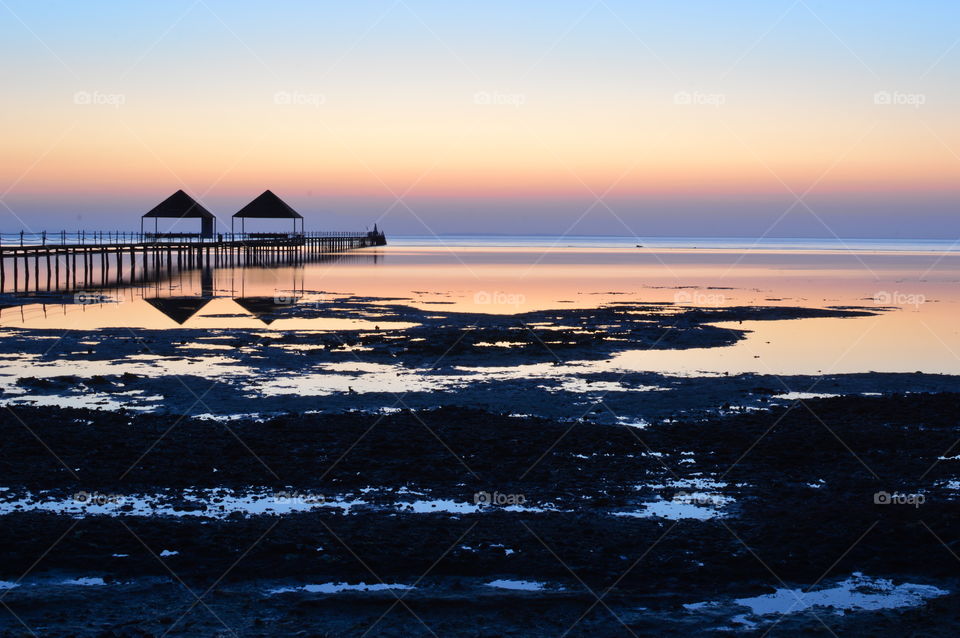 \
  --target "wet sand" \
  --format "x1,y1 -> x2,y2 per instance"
0,301 -> 882,414
0,296 -> 958,635
1,394 -> 959,636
